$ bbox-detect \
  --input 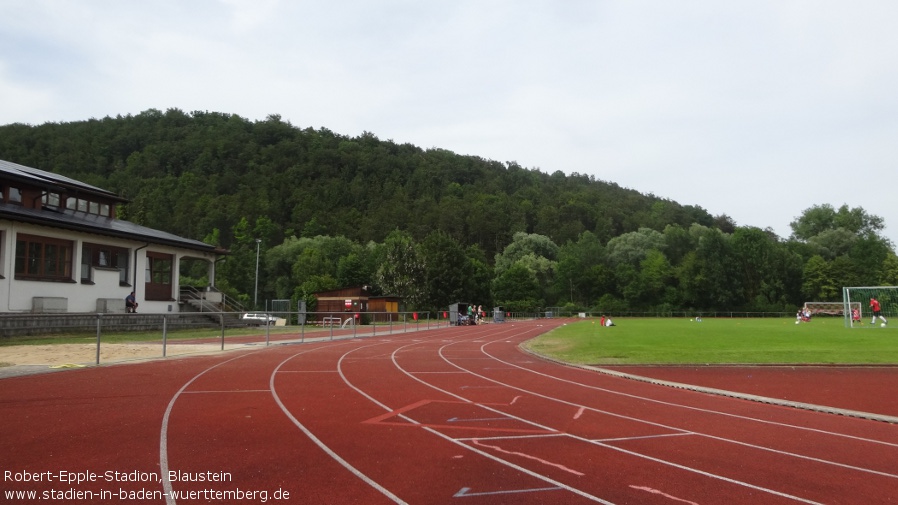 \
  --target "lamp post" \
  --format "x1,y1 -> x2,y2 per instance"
254,239 -> 261,309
